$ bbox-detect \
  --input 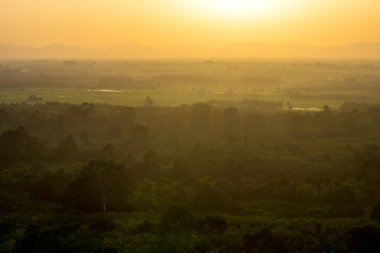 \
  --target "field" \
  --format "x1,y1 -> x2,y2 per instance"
2,59 -> 380,252
1,59 -> 380,109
